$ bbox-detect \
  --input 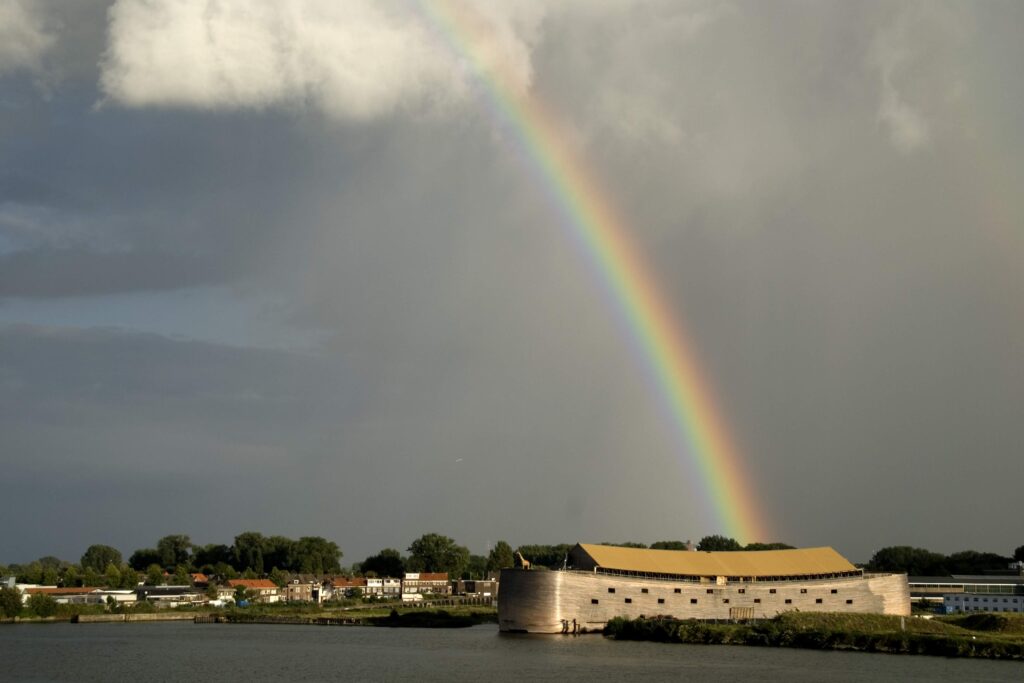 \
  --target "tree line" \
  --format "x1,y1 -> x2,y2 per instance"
865,545 -> 1024,576
0,532 -> 344,590
6,533 -> 1020,592
356,535 -> 797,578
